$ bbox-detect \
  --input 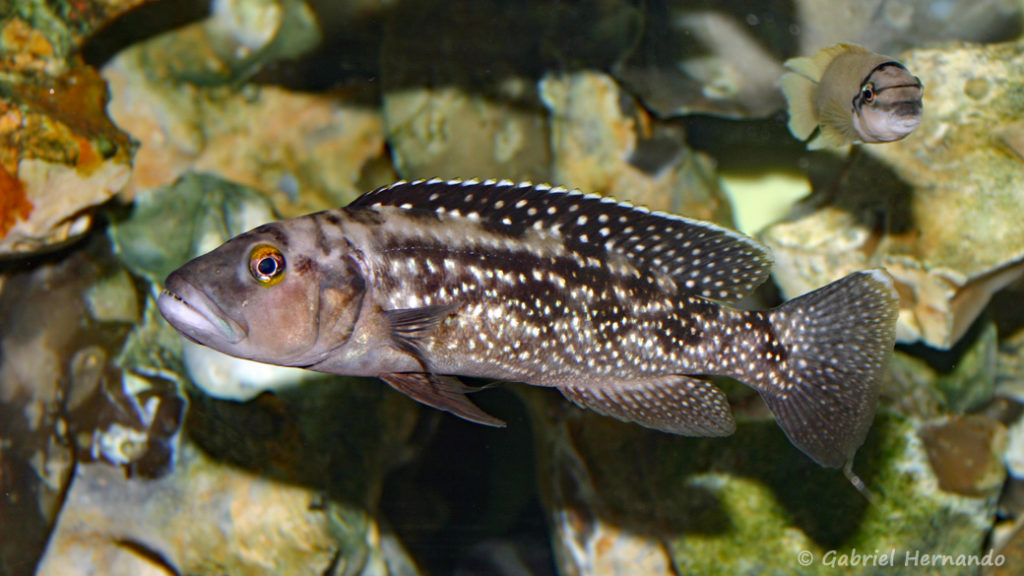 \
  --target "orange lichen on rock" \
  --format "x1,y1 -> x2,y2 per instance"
15,65 -> 132,156
0,163 -> 33,238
